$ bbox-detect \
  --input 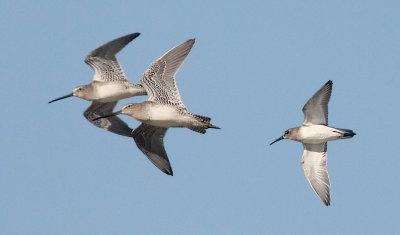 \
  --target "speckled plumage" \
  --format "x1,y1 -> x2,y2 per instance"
95,39 -> 220,175
49,33 -> 146,137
